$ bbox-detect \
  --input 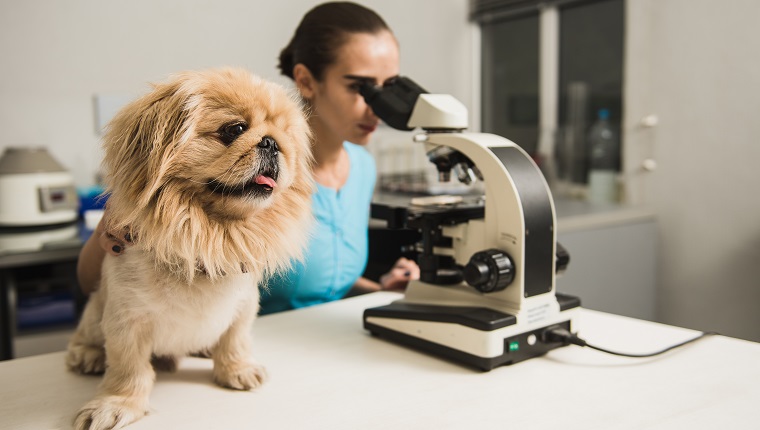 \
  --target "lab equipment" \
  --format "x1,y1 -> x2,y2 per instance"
361,77 -> 581,370
0,147 -> 78,226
